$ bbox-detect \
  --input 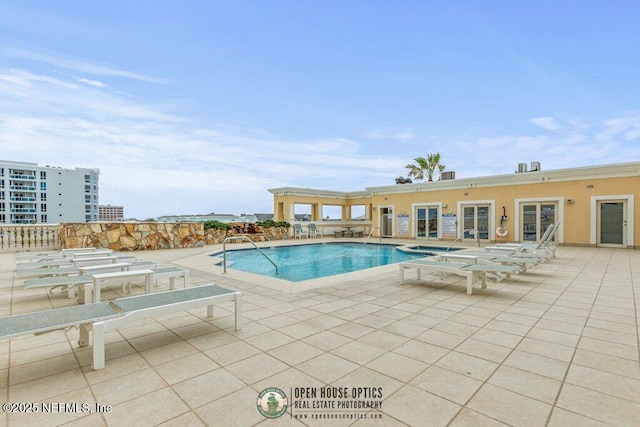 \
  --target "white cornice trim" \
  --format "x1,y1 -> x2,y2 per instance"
268,162 -> 640,198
